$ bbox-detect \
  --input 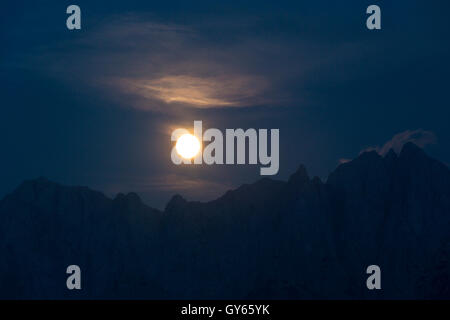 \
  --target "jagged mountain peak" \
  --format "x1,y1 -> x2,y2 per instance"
113,192 -> 147,213
114,192 -> 142,204
288,164 -> 310,186
164,194 -> 187,212
399,142 -> 435,163
329,143 -> 436,183
358,149 -> 382,162
399,141 -> 426,158
384,148 -> 398,160
4,177 -> 102,205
